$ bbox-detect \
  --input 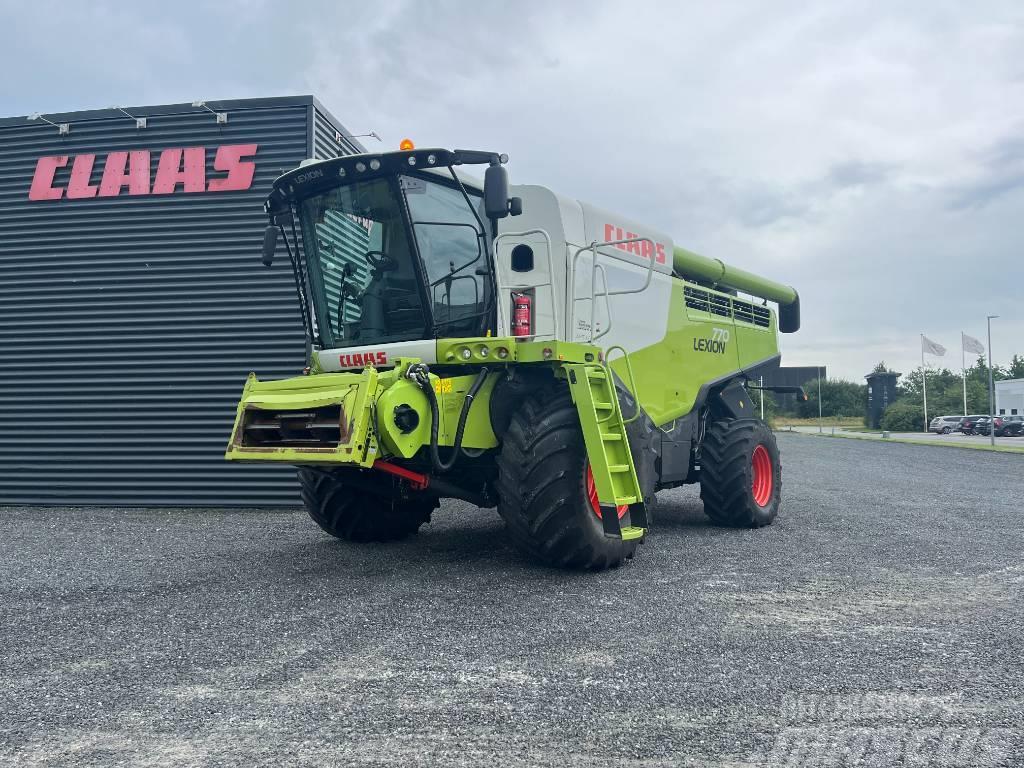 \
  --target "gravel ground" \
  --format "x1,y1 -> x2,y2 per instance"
1,434 -> 1022,767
